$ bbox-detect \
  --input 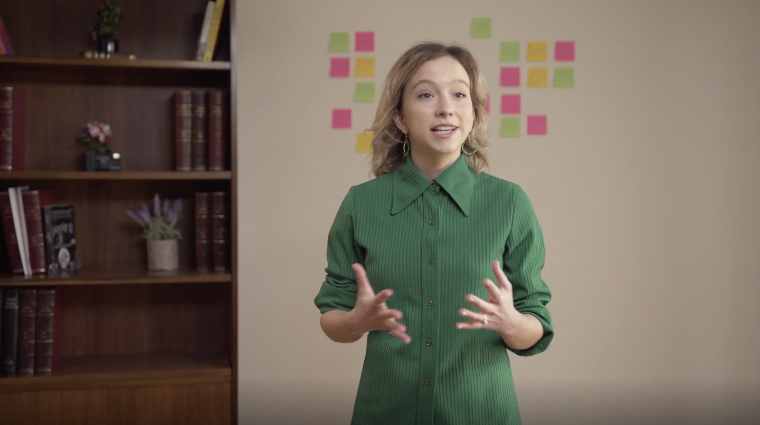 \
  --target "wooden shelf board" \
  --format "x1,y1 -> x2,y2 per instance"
0,171 -> 232,181
0,55 -> 231,71
0,268 -> 232,287
0,353 -> 231,393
